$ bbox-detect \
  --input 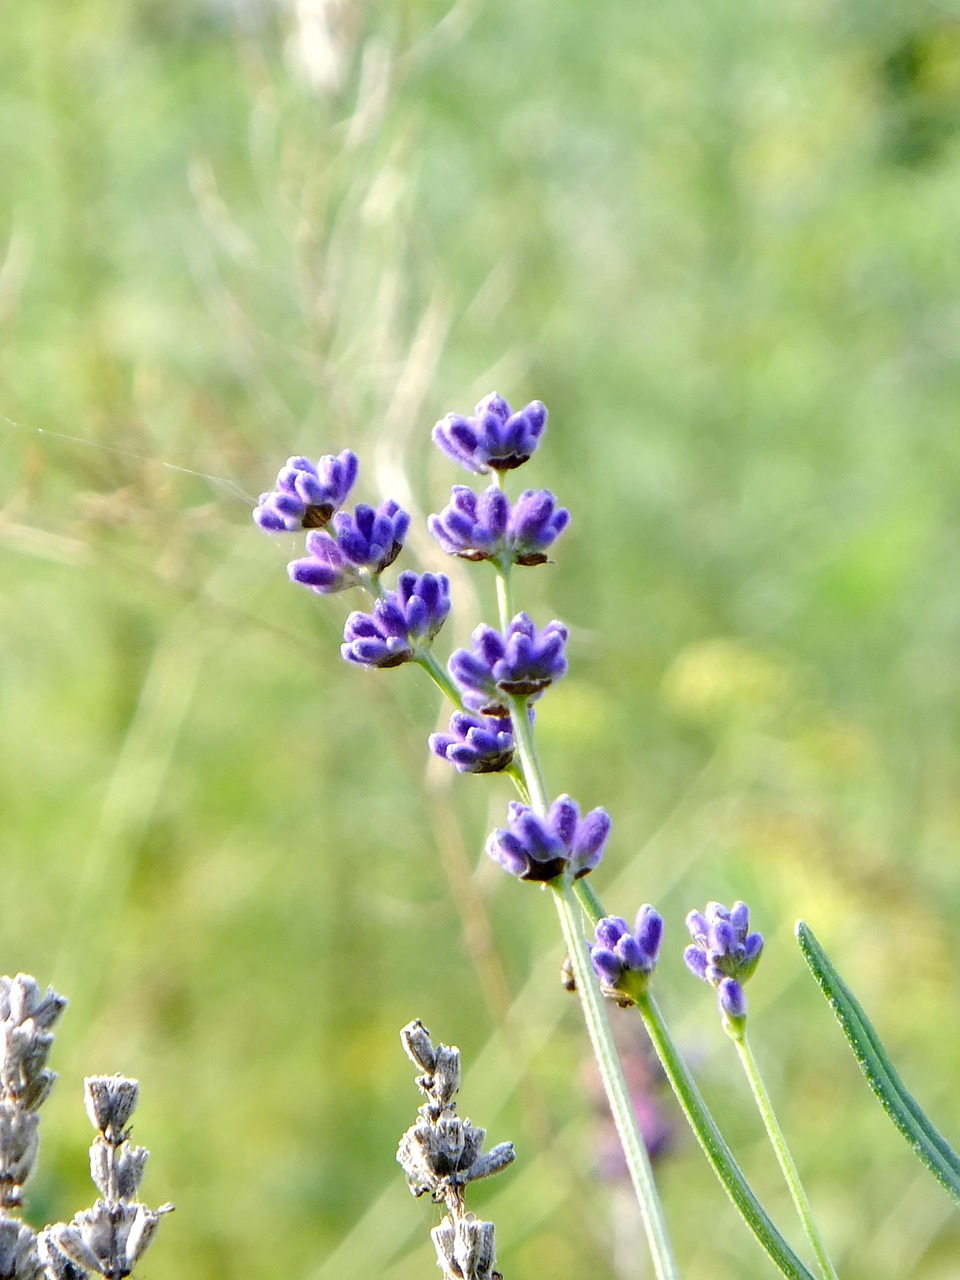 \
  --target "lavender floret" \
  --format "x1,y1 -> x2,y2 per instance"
684,901 -> 764,1032
449,614 -> 568,714
289,499 -> 410,594
433,394 -> 548,474
341,572 -> 451,669
486,794 -> 611,882
429,712 -> 515,774
590,906 -> 663,1002
428,486 -> 569,567
253,450 -> 359,532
